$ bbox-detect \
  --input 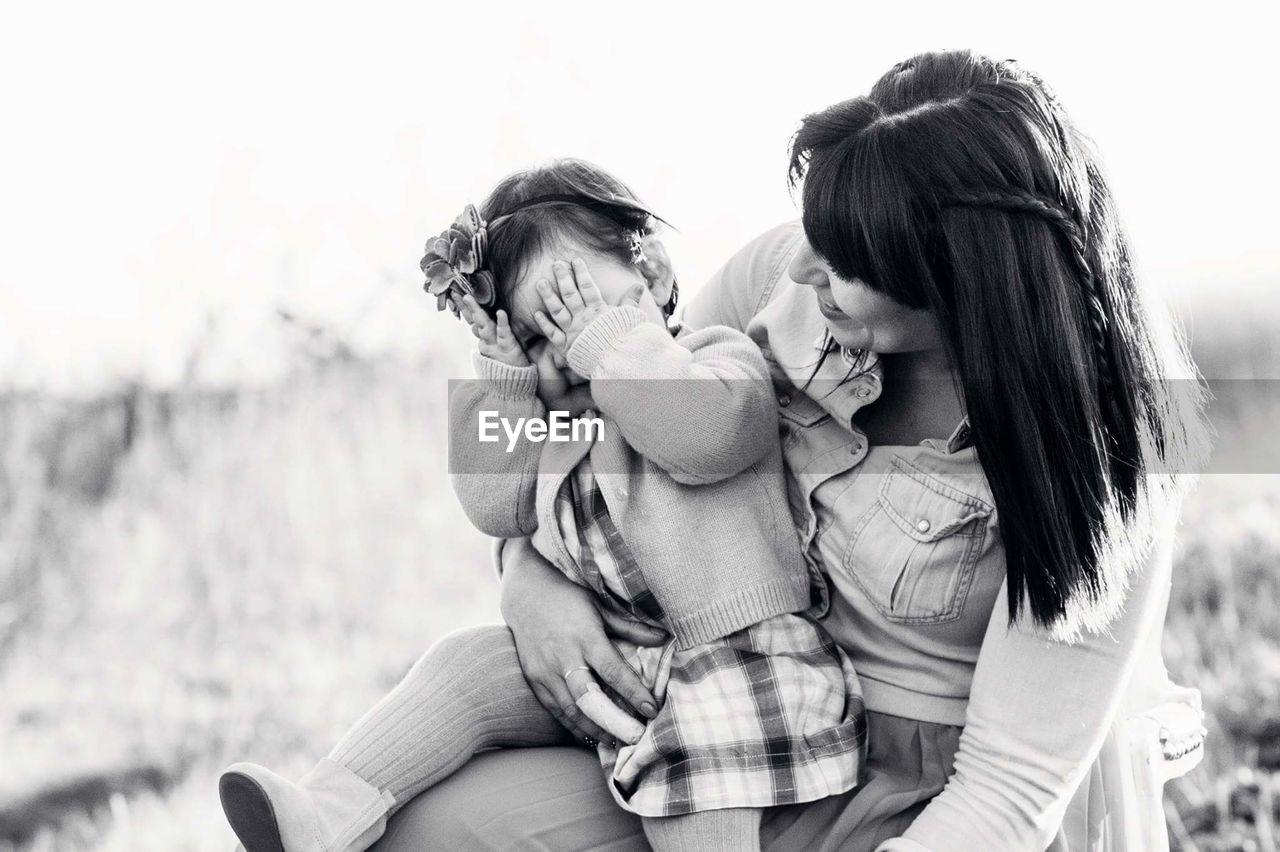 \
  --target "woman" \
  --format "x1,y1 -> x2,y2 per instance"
375,50 -> 1208,850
